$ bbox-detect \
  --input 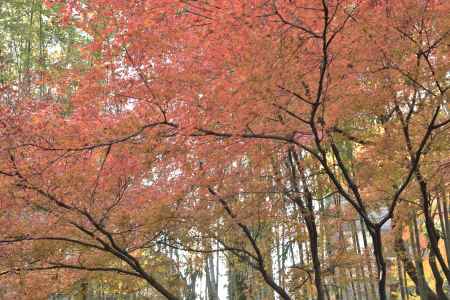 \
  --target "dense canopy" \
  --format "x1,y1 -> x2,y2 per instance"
0,1 -> 449,299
